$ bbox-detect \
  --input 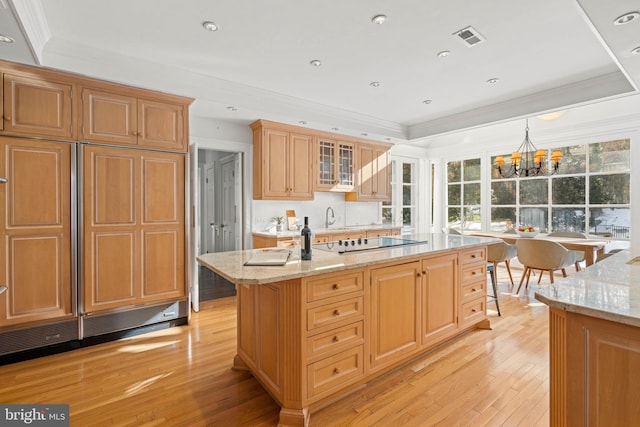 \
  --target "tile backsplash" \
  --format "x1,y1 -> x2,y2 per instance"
252,192 -> 381,232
